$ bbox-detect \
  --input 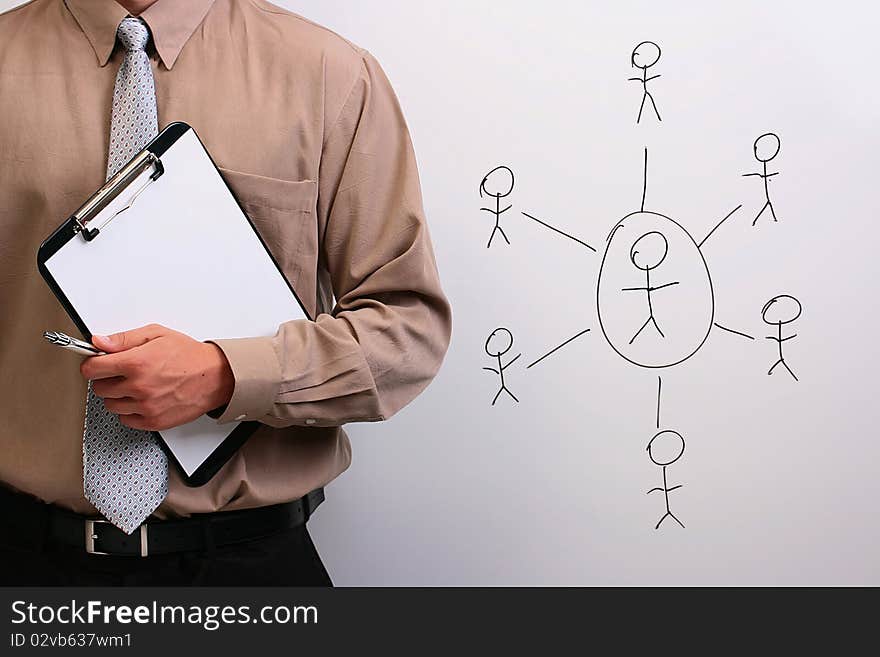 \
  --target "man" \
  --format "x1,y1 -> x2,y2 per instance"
0,0 -> 451,585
